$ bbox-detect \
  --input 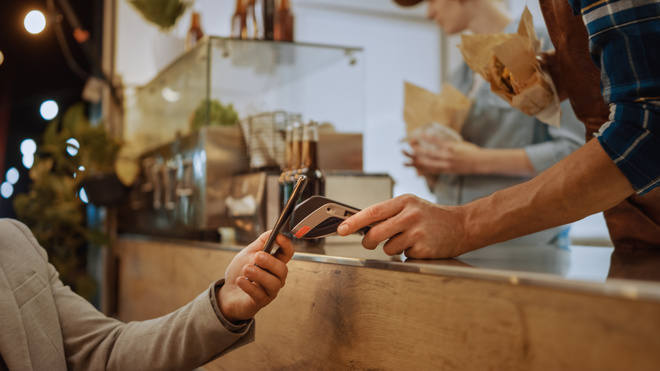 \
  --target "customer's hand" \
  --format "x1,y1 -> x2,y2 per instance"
404,137 -> 483,175
218,231 -> 294,323
337,194 -> 473,259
